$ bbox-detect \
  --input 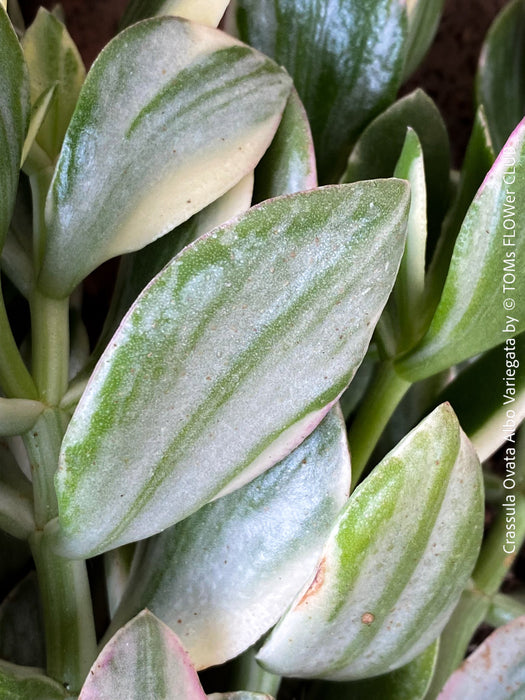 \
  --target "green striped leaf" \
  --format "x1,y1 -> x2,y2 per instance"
121,0 -> 230,27
38,17 -> 292,299
107,407 -> 350,670
0,5 -> 29,253
342,89 -> 450,244
236,0 -> 407,183
51,181 -> 409,558
93,173 -> 254,368
21,8 -> 85,162
307,640 -> 439,700
0,661 -> 67,700
438,615 -> 525,699
253,87 -> 317,202
403,0 -> 445,79
79,611 -> 207,700
476,0 -> 525,154
397,118 -> 525,381
257,404 -> 484,680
